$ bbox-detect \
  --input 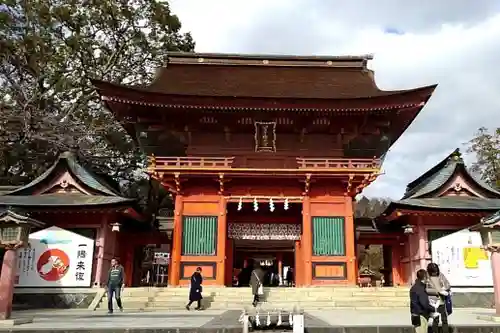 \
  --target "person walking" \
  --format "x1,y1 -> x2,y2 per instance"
106,258 -> 125,314
250,262 -> 265,307
186,267 -> 203,310
286,268 -> 294,287
410,269 -> 436,333
426,263 -> 451,333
